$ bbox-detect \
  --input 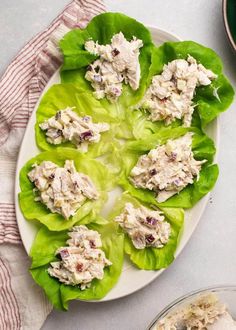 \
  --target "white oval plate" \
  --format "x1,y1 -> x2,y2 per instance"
15,27 -> 219,302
